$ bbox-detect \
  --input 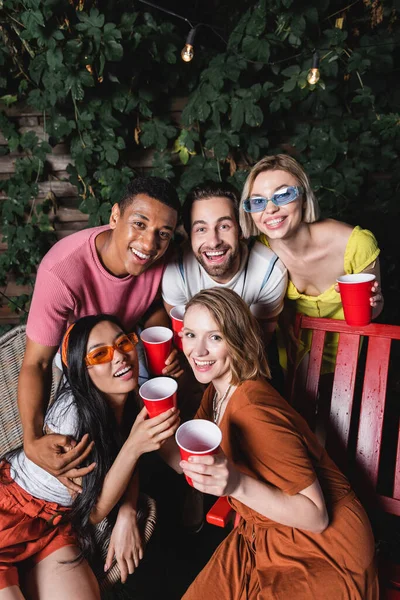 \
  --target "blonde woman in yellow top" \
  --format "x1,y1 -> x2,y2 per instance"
239,154 -> 383,377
